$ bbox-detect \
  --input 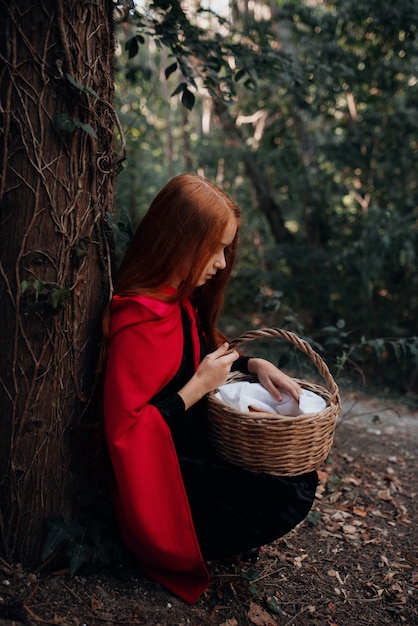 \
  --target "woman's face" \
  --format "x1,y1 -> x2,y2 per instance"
170,217 -> 237,288
196,217 -> 237,287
